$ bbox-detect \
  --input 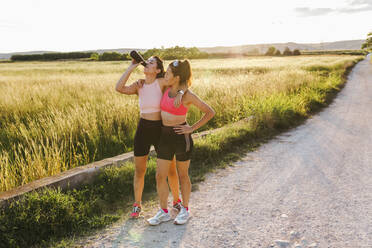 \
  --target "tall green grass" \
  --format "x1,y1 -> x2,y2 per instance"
0,55 -> 364,248
0,56 -> 363,192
